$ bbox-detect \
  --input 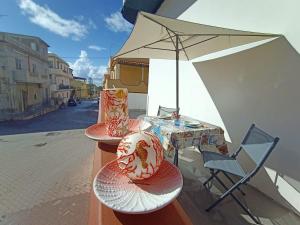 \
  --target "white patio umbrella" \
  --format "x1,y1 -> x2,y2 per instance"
114,12 -> 280,113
